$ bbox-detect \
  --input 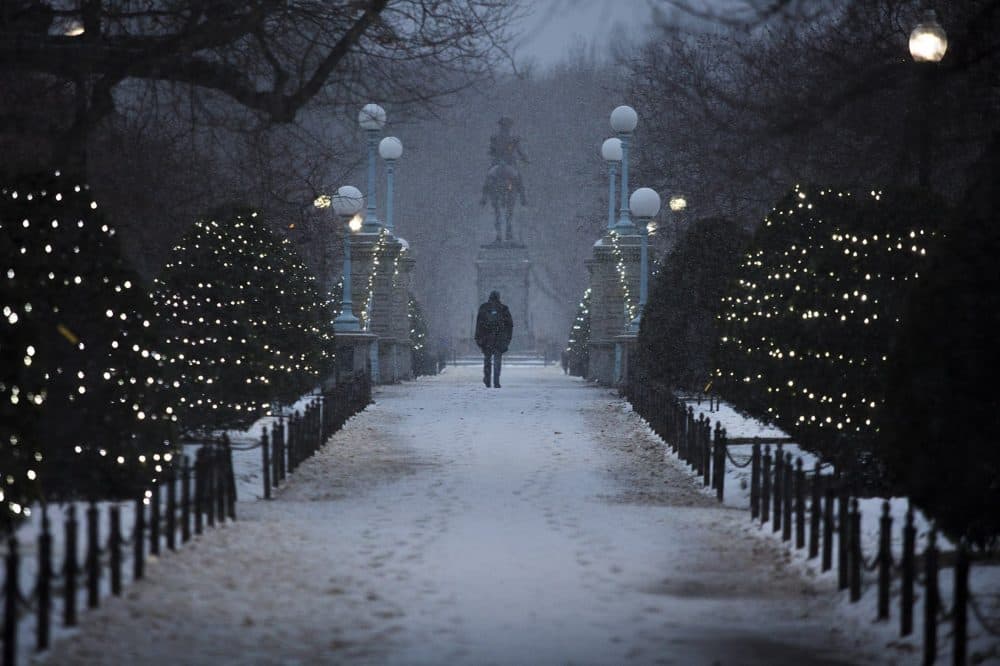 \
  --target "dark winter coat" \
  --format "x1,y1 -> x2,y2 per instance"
475,296 -> 513,353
